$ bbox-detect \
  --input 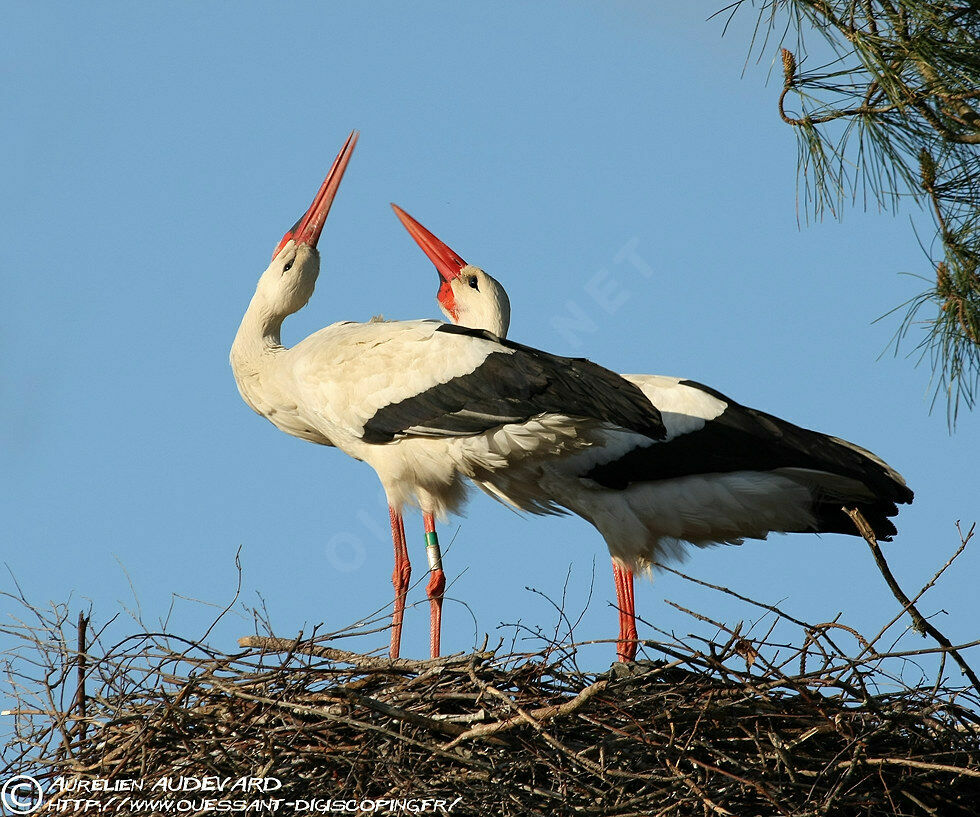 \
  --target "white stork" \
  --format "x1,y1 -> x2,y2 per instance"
230,133 -> 668,659
391,204 -> 914,662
